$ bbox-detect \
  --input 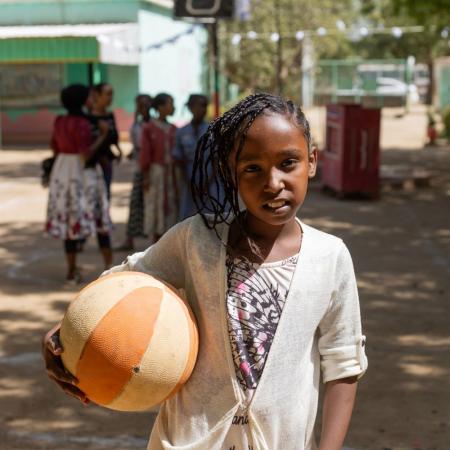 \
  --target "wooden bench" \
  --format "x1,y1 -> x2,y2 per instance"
380,165 -> 432,190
